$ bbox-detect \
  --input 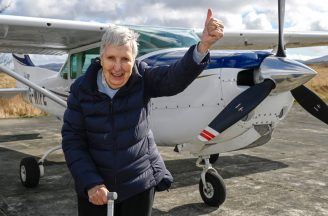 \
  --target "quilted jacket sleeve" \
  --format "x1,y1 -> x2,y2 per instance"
61,80 -> 104,196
